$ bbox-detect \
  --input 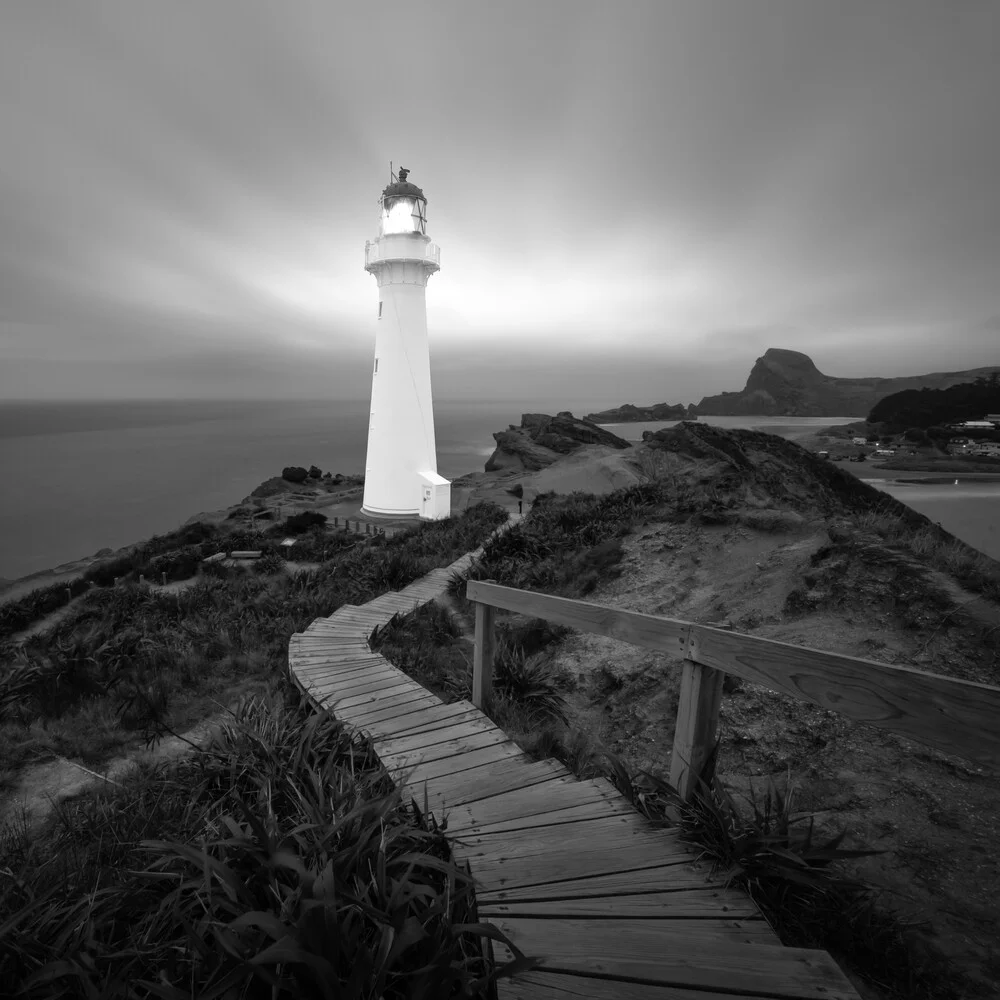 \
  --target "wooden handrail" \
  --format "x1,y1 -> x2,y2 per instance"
467,580 -> 1000,797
